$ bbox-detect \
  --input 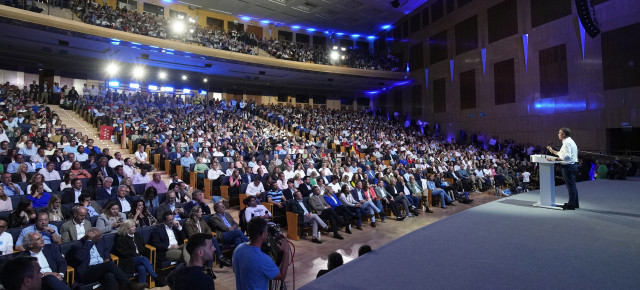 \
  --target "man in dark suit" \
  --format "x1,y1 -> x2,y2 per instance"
385,178 -> 418,216
111,165 -> 127,187
93,157 -> 114,180
16,232 -> 70,290
156,190 -> 186,221
209,201 -> 249,247
297,176 -> 313,197
109,185 -> 135,214
240,169 -> 254,184
61,178 -> 92,204
287,191 -> 327,244
150,211 -> 186,266
281,179 -> 296,201
95,177 -> 118,200
66,228 -> 145,290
